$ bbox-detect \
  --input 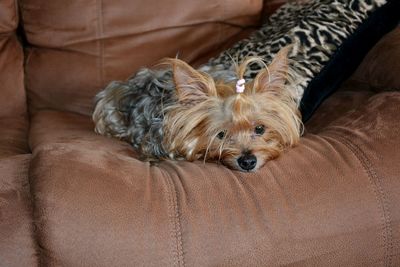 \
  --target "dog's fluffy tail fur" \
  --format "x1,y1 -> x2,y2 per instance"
92,68 -> 175,158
